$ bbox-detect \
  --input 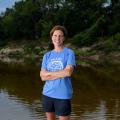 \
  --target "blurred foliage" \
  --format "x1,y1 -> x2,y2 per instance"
71,15 -> 106,46
23,41 -> 45,55
0,0 -> 119,50
104,32 -> 120,52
